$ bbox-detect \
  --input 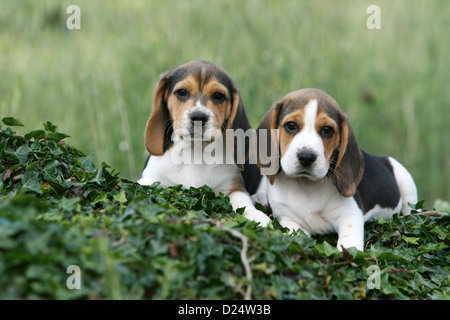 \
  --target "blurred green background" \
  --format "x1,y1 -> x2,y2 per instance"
1,0 -> 448,205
